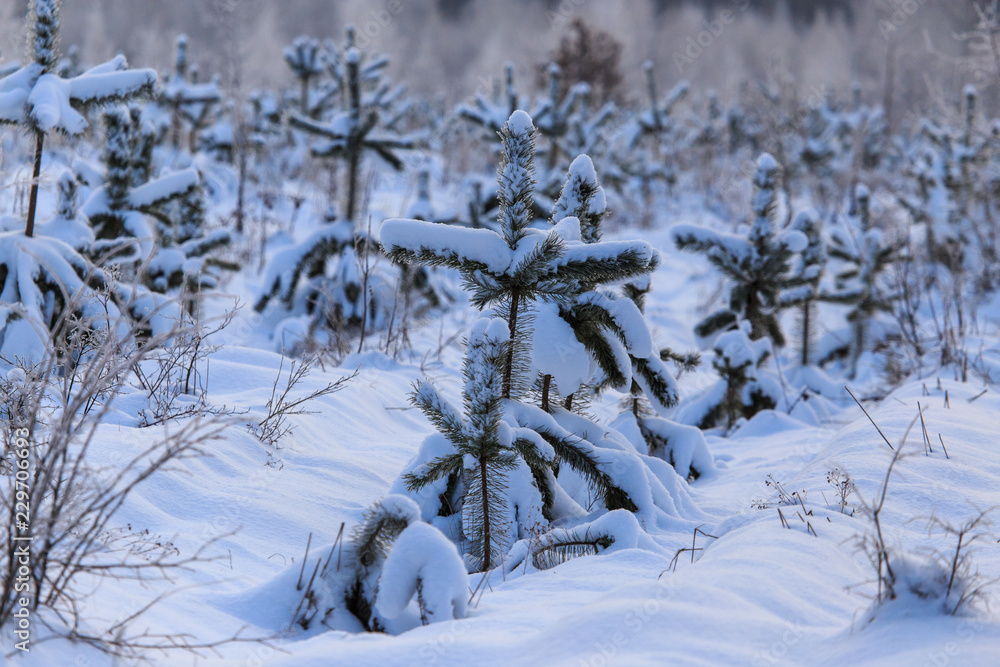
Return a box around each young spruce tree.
[0,0,156,361]
[821,184,905,377]
[672,153,807,347]
[385,112,704,570]
[289,36,419,225]
[382,111,655,400]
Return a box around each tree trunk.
[725,374,738,429]
[300,76,310,117]
[800,300,811,366]
[564,393,573,411]
[541,374,551,412]
[171,104,182,149]
[25,131,44,238]
[850,316,865,380]
[479,457,492,571]
[346,145,360,224]
[502,288,521,399]
[235,132,247,234]
[745,289,759,339]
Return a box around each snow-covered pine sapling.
[284,35,327,117]
[317,31,408,141]
[456,62,519,136]
[613,61,688,215]
[550,153,606,244]
[83,109,200,267]
[532,155,674,419]
[907,87,987,273]
[531,63,591,173]
[624,60,689,152]
[402,318,549,572]
[159,35,221,152]
[293,495,466,633]
[35,170,93,251]
[146,183,234,313]
[822,184,905,377]
[675,324,779,430]
[780,209,826,366]
[399,317,643,571]
[672,153,807,347]
[253,207,358,335]
[374,521,469,626]
[0,0,156,237]
[382,111,656,401]
[561,83,616,165]
[798,102,837,183]
[289,40,420,225]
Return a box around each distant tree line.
[435,0,857,28]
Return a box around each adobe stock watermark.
[547,0,589,30]
[673,0,751,73]
[751,620,807,666]
[878,0,933,41]
[922,617,989,667]
[577,577,678,667]
[11,426,32,653]
[353,0,410,51]
[410,617,471,666]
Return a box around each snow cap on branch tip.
[756,152,779,173]
[568,154,597,184]
[377,494,422,524]
[780,229,808,253]
[791,208,818,228]
[854,183,870,201]
[470,317,510,345]
[551,216,582,242]
[506,109,534,136]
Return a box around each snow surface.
[5,106,999,667]
[11,218,1000,667]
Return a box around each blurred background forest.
[0,0,992,124]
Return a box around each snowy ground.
[16,219,1000,667]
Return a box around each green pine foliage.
[672,152,808,347]
[780,209,826,366]
[284,35,328,117]
[147,183,234,306]
[403,319,526,571]
[290,494,466,633]
[821,184,905,377]
[289,29,420,224]
[679,325,778,430]
[383,111,656,400]
[160,35,223,151]
[534,154,676,417]
[29,0,60,72]
[84,109,200,267]
[0,0,155,237]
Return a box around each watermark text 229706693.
[12,426,32,653]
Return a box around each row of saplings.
[281,108,903,634]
